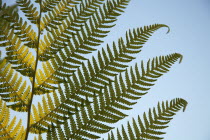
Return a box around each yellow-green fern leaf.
[0,22,35,77]
[29,90,69,133]
[0,59,30,112]
[0,98,25,139]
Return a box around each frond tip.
[110,98,187,140]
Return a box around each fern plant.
[0,0,187,139]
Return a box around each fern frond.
[70,24,169,97]
[0,22,36,77]
[39,0,129,61]
[35,24,167,95]
[0,98,25,139]
[110,98,187,140]
[34,133,43,140]
[0,59,30,112]
[29,24,171,131]
[17,0,39,24]
[0,2,18,25]
[10,16,38,48]
[0,2,37,48]
[30,53,181,137]
[41,0,62,13]
[40,0,79,32]
[29,89,73,133]
[56,53,182,139]
[41,0,81,13]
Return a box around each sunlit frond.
[0,22,35,77]
[0,59,30,112]
[0,98,25,139]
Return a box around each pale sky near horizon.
[1,0,210,139]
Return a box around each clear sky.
[1,0,210,139]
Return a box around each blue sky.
[1,0,210,139]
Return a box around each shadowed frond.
[66,24,170,97]
[109,98,187,140]
[38,0,130,61]
[0,98,25,139]
[0,2,37,48]
[17,0,39,24]
[0,2,18,23]
[0,59,30,112]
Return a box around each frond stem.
[25,0,42,139]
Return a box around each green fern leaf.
[40,0,80,32]
[0,0,187,139]
[31,53,182,138]
[38,0,130,61]
[111,98,187,140]
[27,24,171,130]
[17,0,39,24]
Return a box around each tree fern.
[0,0,187,139]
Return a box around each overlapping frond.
[0,2,37,48]
[0,98,25,139]
[51,53,182,139]
[38,0,130,60]
[109,98,187,140]
[41,0,62,13]
[30,24,169,130]
[29,90,73,133]
[29,53,182,137]
[0,0,187,139]
[0,1,18,22]
[34,24,168,95]
[0,22,35,77]
[41,0,81,13]
[65,24,170,97]
[17,0,39,24]
[0,59,30,112]
[40,0,80,32]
